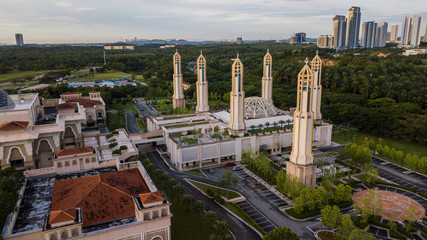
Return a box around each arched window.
[65,161,70,167]
[151,236,163,240]
[60,230,68,239]
[50,233,58,240]
[71,228,79,236]
[72,160,77,165]
[57,162,62,168]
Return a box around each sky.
[0,0,426,44]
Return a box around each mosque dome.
[0,88,14,109]
[244,97,278,119]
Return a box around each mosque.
[146,50,332,186]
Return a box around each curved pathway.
[125,111,140,134]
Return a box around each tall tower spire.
[310,51,322,122]
[172,51,185,110]
[261,50,273,103]
[286,58,316,188]
[196,51,209,113]
[229,54,246,136]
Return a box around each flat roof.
[212,111,293,129]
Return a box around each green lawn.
[332,126,427,158]
[70,70,142,82]
[187,179,241,200]
[222,202,266,235]
[167,122,210,129]
[186,169,206,177]
[0,70,48,86]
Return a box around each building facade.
[316,35,333,49]
[390,24,399,42]
[361,21,377,48]
[15,33,24,46]
[332,15,347,50]
[345,6,361,49]
[376,22,388,47]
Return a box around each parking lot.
[367,226,388,239]
[134,103,158,117]
[251,183,289,208]
[235,200,276,233]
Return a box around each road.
[146,152,262,240]
[125,111,140,134]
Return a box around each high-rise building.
[345,6,361,49]
[261,50,273,103]
[410,15,423,47]
[295,32,306,43]
[332,15,347,50]
[376,22,388,47]
[316,35,333,49]
[237,37,243,44]
[172,51,185,109]
[390,24,399,42]
[195,51,209,113]
[290,35,298,44]
[401,16,412,45]
[15,33,24,46]
[361,21,377,48]
[311,51,322,122]
[423,25,427,42]
[286,58,316,188]
[229,54,246,136]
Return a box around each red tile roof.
[139,191,164,205]
[56,147,94,157]
[50,169,149,226]
[49,209,76,224]
[62,92,80,96]
[0,121,29,131]
[55,102,77,110]
[66,99,102,108]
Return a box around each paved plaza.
[353,190,426,222]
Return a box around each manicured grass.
[317,231,336,240]
[248,126,292,134]
[167,122,210,129]
[187,179,241,199]
[332,126,427,158]
[181,138,199,145]
[186,169,206,177]
[136,117,146,132]
[223,201,266,235]
[286,201,353,219]
[163,114,196,120]
[0,70,47,83]
[70,70,141,82]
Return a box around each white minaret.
[311,51,322,122]
[196,51,209,113]
[172,50,185,110]
[261,49,273,103]
[286,58,316,188]
[229,54,246,136]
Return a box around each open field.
[0,70,47,86]
[69,70,143,82]
[332,126,427,158]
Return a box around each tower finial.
[316,50,319,55]
[305,58,309,65]
[237,53,239,59]
[200,50,203,55]
[267,48,269,53]
[176,49,178,53]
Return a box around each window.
[85,158,89,163]
[91,157,96,162]
[71,228,79,236]
[57,162,62,168]
[144,212,150,220]
[72,160,77,166]
[50,233,58,240]
[65,161,70,167]
[60,230,68,239]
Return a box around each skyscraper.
[361,21,377,48]
[295,32,306,43]
[316,35,333,49]
[286,58,316,188]
[229,54,246,136]
[376,22,388,47]
[410,15,423,47]
[401,16,412,45]
[345,6,361,49]
[423,25,427,42]
[195,51,209,113]
[332,15,347,50]
[172,51,185,110]
[261,50,273,103]
[390,24,399,42]
[15,33,24,46]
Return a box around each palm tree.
[265,122,271,129]
[250,125,256,131]
[286,119,291,128]
[279,120,285,128]
[273,122,278,128]
[258,124,263,130]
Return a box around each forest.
[0,43,426,144]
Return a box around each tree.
[183,194,195,212]
[216,220,229,237]
[145,163,155,174]
[336,214,354,239]
[0,168,25,228]
[205,210,218,227]
[265,122,271,129]
[160,173,170,189]
[263,226,299,240]
[320,205,342,230]
[347,228,377,240]
[152,169,162,181]
[172,184,184,202]
[167,179,178,190]
[192,200,205,218]
[279,120,285,128]
[333,184,352,203]
[314,186,328,209]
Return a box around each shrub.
[109,142,118,148]
[112,130,119,135]
[108,138,116,142]
[214,194,225,204]
[106,133,113,139]
[112,149,121,155]
[206,188,215,197]
[119,145,128,150]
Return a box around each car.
[225,162,236,167]
[232,166,242,171]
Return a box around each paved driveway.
[125,111,140,134]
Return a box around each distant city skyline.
[0,0,426,44]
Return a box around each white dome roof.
[0,89,14,109]
[244,97,278,119]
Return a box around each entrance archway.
[63,126,77,148]
[38,139,54,168]
[8,147,25,168]
[96,111,104,127]
[87,115,95,127]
